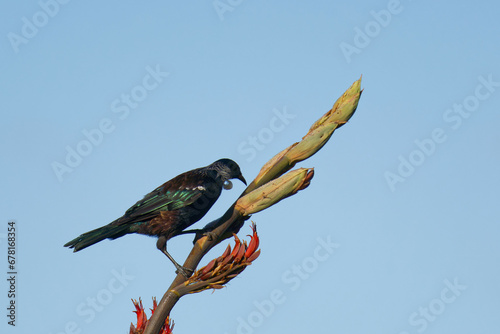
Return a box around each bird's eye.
[223,180,233,190]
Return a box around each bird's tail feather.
[64,223,131,252]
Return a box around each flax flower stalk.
[252,76,362,187]
[235,168,314,216]
[144,76,363,334]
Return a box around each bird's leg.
[156,236,193,278]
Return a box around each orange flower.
[245,223,260,260]
[130,298,174,334]
[183,223,261,293]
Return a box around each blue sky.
[1,1,499,333]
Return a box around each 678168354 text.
[7,220,17,326]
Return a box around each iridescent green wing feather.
[123,187,202,221]
[120,171,213,223]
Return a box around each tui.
[64,158,246,277]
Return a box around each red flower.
[184,223,261,293]
[130,298,174,334]
[245,223,260,260]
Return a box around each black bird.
[64,158,246,276]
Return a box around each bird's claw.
[203,231,218,241]
[175,266,194,278]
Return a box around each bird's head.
[210,158,247,186]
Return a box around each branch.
[143,76,363,334]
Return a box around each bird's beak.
[237,174,247,185]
